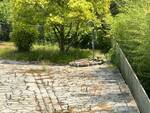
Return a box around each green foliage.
[71,17,112,53]
[69,25,112,53]
[71,32,92,49]
[11,27,38,52]
[10,0,111,52]
[1,0,113,53]
[137,14,150,93]
[0,0,11,22]
[0,0,12,41]
[11,0,47,25]
[110,0,128,16]
[111,0,150,96]
[96,22,112,53]
[0,42,93,64]
[45,0,102,52]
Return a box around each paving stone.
[0,62,140,113]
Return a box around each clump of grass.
[0,42,94,64]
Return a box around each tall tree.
[46,0,99,52]
[11,0,111,52]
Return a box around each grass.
[0,42,103,64]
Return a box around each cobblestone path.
[0,61,140,113]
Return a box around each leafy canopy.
[10,0,111,52]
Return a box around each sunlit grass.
[0,42,103,64]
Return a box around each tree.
[10,0,43,51]
[46,0,97,52]
[11,0,111,52]
[0,0,11,41]
[0,0,11,22]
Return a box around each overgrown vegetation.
[0,0,11,41]
[111,0,150,96]
[11,27,39,52]
[10,0,112,53]
[0,42,94,64]
[0,0,112,53]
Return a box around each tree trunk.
[39,24,45,43]
[65,22,80,52]
[59,39,65,53]
[59,25,65,53]
[53,25,65,53]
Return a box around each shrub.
[71,33,92,49]
[111,0,150,96]
[96,21,112,53]
[11,27,38,52]
[137,14,150,95]
[71,28,112,53]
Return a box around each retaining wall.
[115,43,150,113]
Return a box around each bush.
[96,21,112,53]
[111,0,150,96]
[11,27,38,52]
[71,28,112,53]
[137,14,150,95]
[71,33,92,49]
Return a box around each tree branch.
[54,24,61,35]
[65,21,80,52]
[53,27,60,43]
[65,23,73,39]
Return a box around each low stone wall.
[115,43,150,113]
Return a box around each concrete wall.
[115,43,150,113]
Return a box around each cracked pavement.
[0,61,140,113]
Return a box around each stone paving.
[0,61,140,113]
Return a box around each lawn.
[0,42,103,64]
